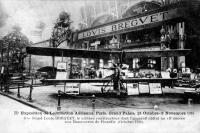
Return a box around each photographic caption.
[14,111,195,124]
[13,110,195,124]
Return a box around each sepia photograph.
[0,0,200,133]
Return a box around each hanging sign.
[149,83,162,94]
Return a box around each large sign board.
[161,71,170,79]
[56,62,68,79]
[78,8,180,40]
[126,83,139,95]
[56,72,68,80]
[138,82,150,94]
[57,62,67,70]
[149,83,163,94]
[65,83,80,95]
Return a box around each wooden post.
[6,43,10,93]
[70,57,73,79]
[1,50,3,91]
[1,49,3,66]
[28,77,33,102]
[0,75,2,91]
[52,38,56,69]
[17,83,20,98]
[57,90,61,111]
[64,82,66,93]
[91,95,96,110]
[29,54,31,74]
[52,55,55,68]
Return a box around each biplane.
[26,46,190,96]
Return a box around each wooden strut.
[61,52,64,62]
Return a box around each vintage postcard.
[0,0,200,133]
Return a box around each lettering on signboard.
[78,9,179,39]
[149,83,162,94]
[65,83,80,95]
[126,83,139,95]
[82,27,106,39]
[138,83,150,94]
[57,62,67,70]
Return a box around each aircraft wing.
[121,78,177,83]
[26,46,191,59]
[41,79,111,84]
[26,46,120,59]
[41,78,177,84]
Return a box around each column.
[99,59,104,68]
[160,26,167,71]
[81,59,86,78]
[167,25,174,69]
[177,22,185,70]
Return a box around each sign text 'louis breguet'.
[78,9,179,39]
